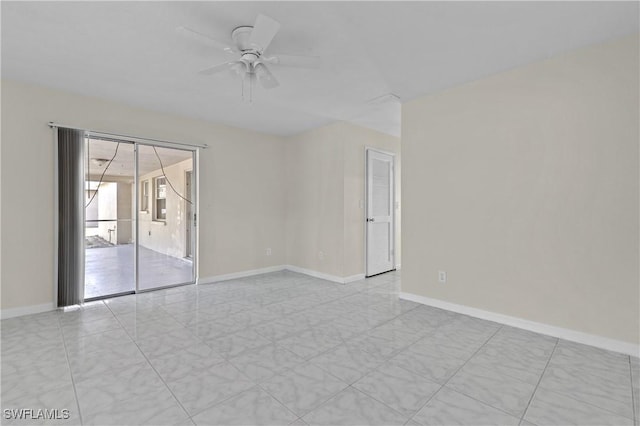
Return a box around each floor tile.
[1,383,80,426]
[538,362,634,419]
[1,336,67,362]
[411,387,520,426]
[524,387,634,426]
[447,363,537,417]
[302,387,408,426]
[135,328,206,359]
[1,357,73,403]
[388,347,466,384]
[75,361,166,414]
[254,318,310,341]
[164,361,254,416]
[409,331,484,362]
[229,343,306,382]
[261,363,348,416]
[124,317,189,341]
[61,315,123,338]
[277,329,344,360]
[631,357,639,390]
[68,340,147,382]
[353,362,440,416]
[551,340,631,376]
[191,386,297,425]
[81,386,189,425]
[205,329,273,358]
[465,343,550,385]
[147,346,226,383]
[310,343,386,384]
[64,328,133,358]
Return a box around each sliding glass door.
[136,144,195,291]
[84,138,136,299]
[84,137,196,299]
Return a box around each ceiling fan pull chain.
[249,72,254,104]
[241,74,245,102]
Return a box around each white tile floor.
[1,270,638,426]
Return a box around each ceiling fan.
[177,14,320,95]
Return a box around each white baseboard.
[395,264,401,270]
[0,303,56,320]
[344,273,366,283]
[201,264,366,285]
[199,265,287,284]
[399,292,639,357]
[284,265,348,284]
[200,265,367,285]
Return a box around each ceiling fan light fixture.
[230,61,247,76]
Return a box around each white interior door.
[366,149,395,276]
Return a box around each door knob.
[367,218,375,222]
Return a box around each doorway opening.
[365,148,396,277]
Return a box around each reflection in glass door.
[136,145,195,291]
[84,138,136,299]
[84,137,196,299]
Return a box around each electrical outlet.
[438,271,447,283]
[266,248,272,256]
[318,251,324,260]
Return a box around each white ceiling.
[2,2,638,137]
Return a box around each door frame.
[185,170,193,259]
[364,147,396,277]
[134,145,198,293]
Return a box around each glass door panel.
[136,144,195,291]
[84,138,136,299]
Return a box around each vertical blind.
[57,127,85,307]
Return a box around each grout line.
[519,338,559,423]
[349,382,422,422]
[629,356,637,423]
[254,381,309,422]
[59,303,97,426]
[404,324,505,424]
[521,343,638,423]
[105,300,192,422]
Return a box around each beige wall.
[0,79,286,310]
[138,158,192,258]
[285,124,345,277]
[95,181,132,246]
[96,182,117,244]
[285,121,401,278]
[115,182,133,245]
[402,35,639,344]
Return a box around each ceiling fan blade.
[254,63,279,89]
[248,14,281,51]
[176,26,236,53]
[263,54,321,68]
[198,62,236,75]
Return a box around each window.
[140,180,149,212]
[154,177,167,221]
